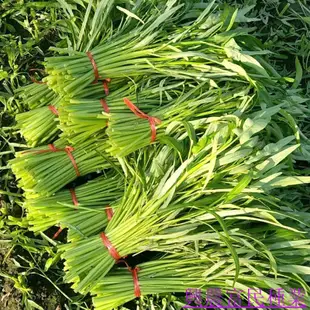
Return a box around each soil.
[0,243,23,310]
[0,242,63,310]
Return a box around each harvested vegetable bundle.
[25,173,124,241]
[60,105,309,294]
[16,95,62,147]
[16,79,114,147]
[93,254,231,310]
[90,186,310,310]
[14,0,126,146]
[106,82,254,156]
[60,150,212,292]
[58,79,128,144]
[10,137,112,199]
[14,0,135,146]
[92,241,310,310]
[6,3,310,310]
[45,2,242,98]
[15,82,56,109]
[43,2,181,96]
[59,78,186,145]
[16,78,122,147]
[107,71,309,157]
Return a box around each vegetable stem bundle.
[44,3,246,98]
[15,82,57,109]
[8,2,310,310]
[25,174,124,241]
[92,240,310,310]
[10,138,112,199]
[106,83,254,157]
[93,255,228,310]
[16,101,61,147]
[59,78,185,145]
[60,106,309,294]
[60,182,160,293]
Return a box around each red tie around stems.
[103,78,111,96]
[22,144,80,177]
[53,227,63,239]
[105,205,114,221]
[100,80,111,126]
[123,98,161,142]
[86,51,100,84]
[69,188,79,207]
[48,105,59,116]
[54,195,113,240]
[100,99,110,113]
[29,68,47,84]
[64,146,80,177]
[53,187,79,239]
[131,267,141,297]
[117,259,141,297]
[100,232,121,261]
[53,180,79,241]
[86,51,111,91]
[48,144,57,151]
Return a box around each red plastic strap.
[29,68,47,84]
[103,78,111,96]
[100,99,110,113]
[86,51,100,84]
[100,232,121,261]
[131,267,141,297]
[53,227,63,239]
[123,98,161,142]
[116,260,141,297]
[48,105,59,116]
[22,144,80,177]
[69,188,79,206]
[100,79,111,117]
[53,188,78,240]
[105,205,114,221]
[48,144,57,151]
[64,146,80,177]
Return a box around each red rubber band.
[86,51,100,84]
[29,68,47,84]
[103,78,111,96]
[48,105,59,116]
[53,187,78,240]
[53,227,63,239]
[100,232,121,261]
[48,144,57,151]
[117,260,141,298]
[64,146,80,177]
[69,188,79,206]
[100,99,110,113]
[22,144,80,177]
[123,98,161,142]
[105,205,113,221]
[131,267,141,297]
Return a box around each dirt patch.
[0,243,22,310]
[27,274,62,310]
[0,241,64,310]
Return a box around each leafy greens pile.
[9,1,310,309]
